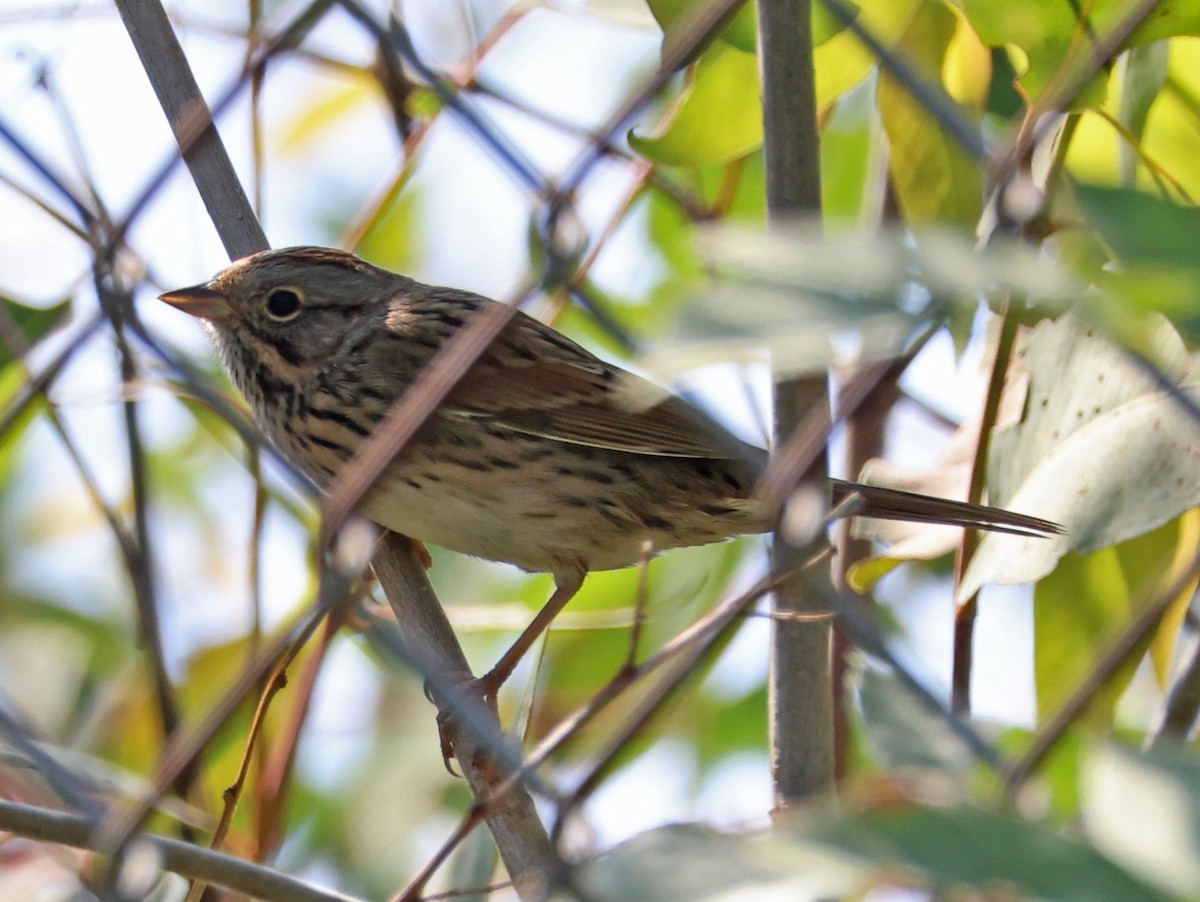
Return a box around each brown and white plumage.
[161,246,1061,590]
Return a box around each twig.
[183,606,325,902]
[0,701,103,818]
[1005,544,1200,793]
[0,113,97,229]
[252,612,342,860]
[951,302,1019,714]
[94,565,359,857]
[1148,628,1200,746]
[0,798,363,902]
[95,270,193,815]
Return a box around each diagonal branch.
[112,0,556,892]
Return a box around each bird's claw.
[425,672,501,777]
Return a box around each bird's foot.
[425,671,501,776]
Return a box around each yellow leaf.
[943,7,991,111]
[1149,508,1200,684]
[815,0,923,110]
[278,70,378,154]
[877,2,982,226]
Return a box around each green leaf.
[278,70,378,152]
[1126,3,1200,46]
[706,149,768,219]
[1032,518,1193,726]
[820,79,880,221]
[815,0,923,109]
[646,0,759,69]
[630,43,763,166]
[877,1,982,226]
[354,186,420,275]
[943,6,992,110]
[961,0,1200,107]
[1077,182,1200,270]
[693,684,767,766]
[1118,43,1170,184]
[844,555,902,592]
[1064,41,1200,200]
[961,0,1102,106]
[811,805,1172,902]
[0,295,70,368]
[985,45,1024,117]
[1084,742,1200,898]
[646,0,856,67]
[578,824,867,900]
[857,665,977,777]
[812,1,857,48]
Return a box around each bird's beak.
[158,284,231,321]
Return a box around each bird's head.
[159,246,402,373]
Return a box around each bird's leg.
[476,571,585,705]
[431,572,583,772]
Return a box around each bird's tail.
[829,479,1063,538]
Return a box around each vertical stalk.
[757,0,832,804]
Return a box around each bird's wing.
[439,304,760,461]
[371,288,763,462]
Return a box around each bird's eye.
[265,288,303,321]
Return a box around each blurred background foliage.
[1,0,1200,899]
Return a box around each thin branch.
[112,0,272,258]
[95,566,359,857]
[184,612,310,902]
[0,113,97,230]
[36,63,113,232]
[0,166,90,241]
[951,302,1019,714]
[253,611,344,860]
[369,535,557,897]
[1148,627,1200,747]
[0,798,364,902]
[393,568,786,902]
[0,701,103,818]
[1005,544,1200,794]
[95,271,191,812]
